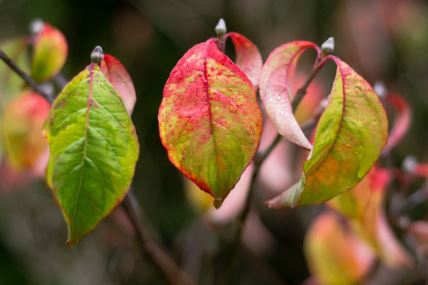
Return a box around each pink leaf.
[259,41,319,150]
[100,54,136,114]
[225,32,263,89]
[383,93,411,154]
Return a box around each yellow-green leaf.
[268,56,388,208]
[46,64,139,245]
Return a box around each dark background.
[0,0,427,284]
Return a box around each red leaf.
[383,93,411,154]
[225,32,263,89]
[100,54,136,114]
[260,41,320,150]
[158,39,262,207]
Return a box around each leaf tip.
[213,197,224,209]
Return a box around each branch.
[0,49,53,103]
[122,192,196,285]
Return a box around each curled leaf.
[260,41,319,150]
[158,39,262,207]
[2,91,50,170]
[225,32,263,89]
[100,54,136,114]
[31,23,68,82]
[383,93,411,154]
[305,212,374,285]
[46,63,139,245]
[268,56,388,208]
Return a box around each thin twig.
[292,59,324,111]
[122,193,196,285]
[0,48,53,103]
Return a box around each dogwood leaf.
[259,41,319,149]
[159,39,262,207]
[225,32,262,89]
[46,63,139,245]
[267,56,388,207]
[100,54,136,114]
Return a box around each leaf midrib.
[70,65,95,233]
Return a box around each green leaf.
[46,64,139,245]
[158,39,262,207]
[267,56,388,208]
[31,23,68,82]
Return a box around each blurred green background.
[0,0,428,284]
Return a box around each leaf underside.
[260,41,319,150]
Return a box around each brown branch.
[122,193,196,285]
[0,48,53,103]
[291,59,325,111]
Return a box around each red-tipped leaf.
[31,23,68,82]
[100,54,136,114]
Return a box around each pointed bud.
[215,18,227,36]
[373,81,387,98]
[91,46,104,64]
[30,18,45,35]
[402,155,418,173]
[321,37,334,54]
